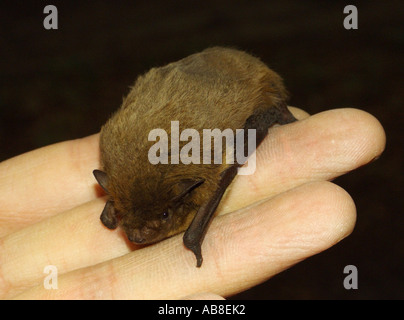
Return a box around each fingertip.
[314,181,357,244]
[347,108,386,162]
[338,108,386,166]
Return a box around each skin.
[0,107,385,299]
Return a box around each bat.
[93,47,297,267]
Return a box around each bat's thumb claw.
[183,232,203,267]
[196,254,203,268]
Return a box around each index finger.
[0,107,307,236]
[0,134,100,236]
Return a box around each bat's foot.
[183,232,203,267]
[100,200,118,229]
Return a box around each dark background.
[1,0,403,299]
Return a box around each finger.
[0,105,364,233]
[219,108,386,213]
[13,181,356,299]
[0,106,308,237]
[0,134,100,236]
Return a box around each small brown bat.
[93,47,296,267]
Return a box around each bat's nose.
[127,223,160,244]
[134,235,146,244]
[128,229,146,244]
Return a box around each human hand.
[0,107,385,299]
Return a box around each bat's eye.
[162,211,169,220]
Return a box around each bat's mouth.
[126,223,163,245]
[128,231,147,244]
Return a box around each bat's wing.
[183,165,238,267]
[183,104,296,267]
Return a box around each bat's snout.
[127,224,161,245]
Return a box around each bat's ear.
[171,178,205,203]
[93,169,109,193]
